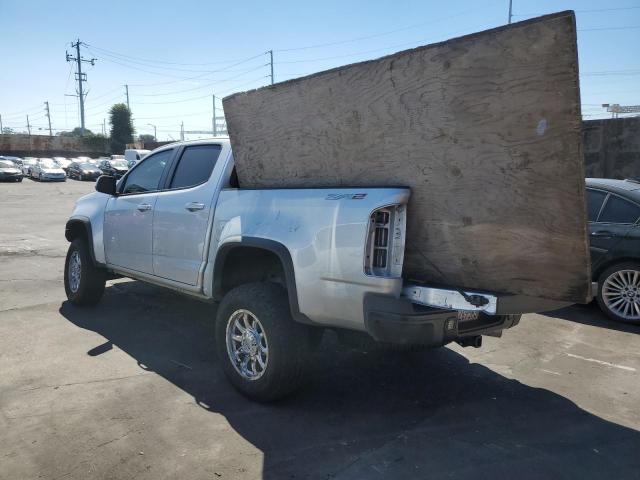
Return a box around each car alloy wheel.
[601,269,640,321]
[226,309,269,381]
[68,250,82,293]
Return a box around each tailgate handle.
[185,202,205,212]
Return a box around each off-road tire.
[215,282,311,402]
[64,238,106,306]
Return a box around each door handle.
[591,231,613,237]
[136,203,152,212]
[185,202,206,212]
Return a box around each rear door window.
[169,145,222,189]
[598,195,640,224]
[586,189,607,222]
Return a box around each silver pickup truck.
[64,138,554,401]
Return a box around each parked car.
[124,148,150,167]
[21,157,38,176]
[587,178,640,323]
[0,159,23,182]
[0,156,24,168]
[98,158,129,178]
[53,157,72,172]
[67,161,102,181]
[30,158,66,182]
[76,157,101,167]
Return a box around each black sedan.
[67,161,102,181]
[98,159,129,178]
[587,178,640,323]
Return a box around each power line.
[85,47,268,86]
[84,42,262,67]
[85,47,243,74]
[579,25,640,32]
[133,70,269,105]
[582,69,640,76]
[273,0,500,52]
[273,21,504,66]
[132,64,269,97]
[1,104,47,118]
[514,6,640,17]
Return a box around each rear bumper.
[80,172,101,179]
[363,293,521,346]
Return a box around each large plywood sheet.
[223,12,591,303]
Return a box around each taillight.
[364,204,406,277]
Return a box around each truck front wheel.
[215,282,311,402]
[64,238,106,306]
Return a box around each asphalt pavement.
[1,178,639,480]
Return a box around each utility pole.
[508,0,513,24]
[26,115,31,136]
[66,39,96,136]
[102,118,106,136]
[147,123,157,140]
[44,101,53,136]
[268,50,274,84]
[180,121,184,141]
[0,114,3,133]
[125,84,130,110]
[212,94,217,136]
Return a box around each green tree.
[109,103,134,154]
[58,127,94,137]
[138,134,155,143]
[82,133,109,152]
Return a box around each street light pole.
[147,123,157,141]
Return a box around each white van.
[124,149,150,167]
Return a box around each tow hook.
[457,336,482,348]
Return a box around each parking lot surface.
[1,179,640,479]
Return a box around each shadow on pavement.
[547,302,640,335]
[60,281,640,479]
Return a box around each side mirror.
[95,175,117,195]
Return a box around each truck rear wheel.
[64,238,106,306]
[215,282,310,402]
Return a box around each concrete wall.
[583,117,640,179]
[0,134,108,158]
[2,120,638,179]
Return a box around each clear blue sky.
[1,0,638,140]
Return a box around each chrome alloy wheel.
[602,269,640,320]
[226,309,269,381]
[68,250,82,293]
